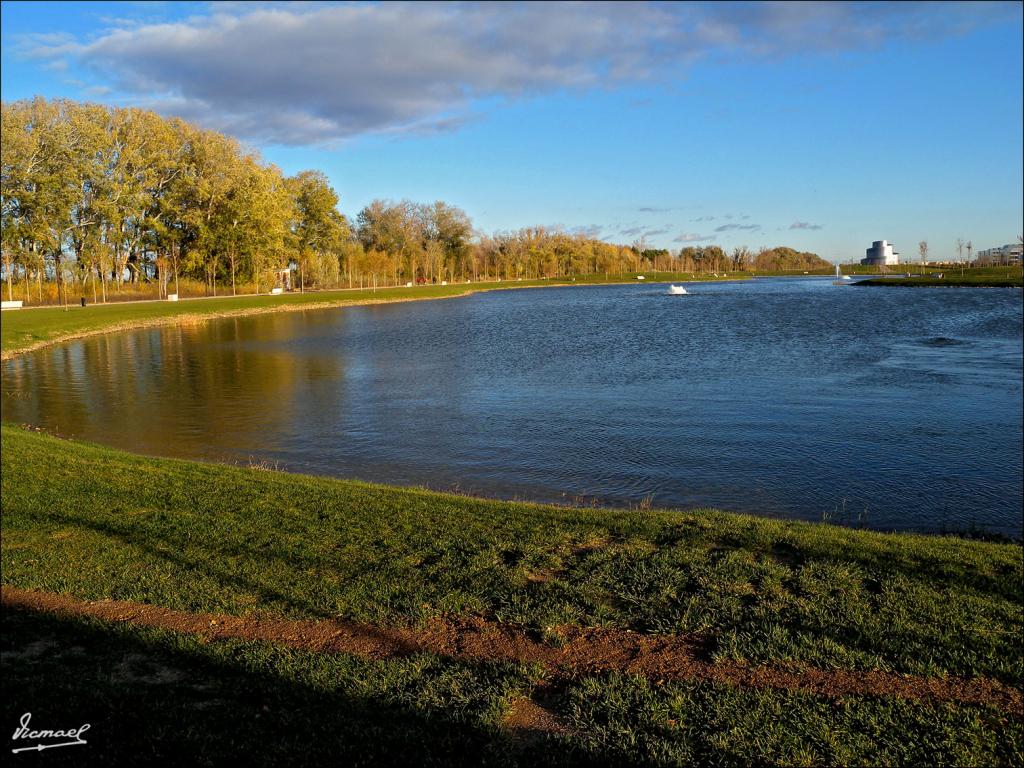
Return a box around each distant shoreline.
[856,277,1023,288]
[0,273,746,361]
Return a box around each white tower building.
[861,240,900,266]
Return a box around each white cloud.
[715,223,760,232]
[674,232,715,243]
[19,1,1019,145]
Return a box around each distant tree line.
[672,245,831,273]
[1,97,831,305]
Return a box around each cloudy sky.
[2,1,1021,261]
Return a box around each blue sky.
[2,1,1021,262]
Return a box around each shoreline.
[0,275,740,361]
[3,423,1020,680]
[0,290,477,361]
[857,282,1023,288]
[856,278,1023,288]
[4,420,1019,543]
[2,272,1018,543]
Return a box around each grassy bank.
[856,266,1023,288]
[3,271,1021,764]
[0,272,737,360]
[857,276,1023,288]
[751,265,1024,284]
[2,425,1021,764]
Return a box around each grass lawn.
[856,266,1023,288]
[2,426,1022,765]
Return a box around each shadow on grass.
[1,606,597,767]
[23,509,346,620]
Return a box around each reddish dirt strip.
[3,586,1020,715]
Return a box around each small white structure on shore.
[861,240,900,266]
[273,267,293,291]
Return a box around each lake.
[3,278,1022,536]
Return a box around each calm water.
[3,278,1022,536]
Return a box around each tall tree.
[424,201,471,282]
[730,246,750,271]
[357,200,421,285]
[29,98,89,308]
[287,170,348,291]
[0,100,37,300]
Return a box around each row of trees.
[1,97,835,306]
[0,98,353,304]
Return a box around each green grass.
[7,606,1020,766]
[856,266,1023,288]
[564,672,1023,766]
[0,272,742,358]
[3,426,1021,686]
[750,265,1024,285]
[2,606,537,766]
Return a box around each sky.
[1,1,1021,262]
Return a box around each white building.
[975,243,1023,265]
[861,240,900,266]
